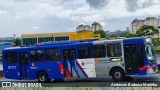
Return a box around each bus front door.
[19,52,29,79]
[124,45,143,74]
[63,49,77,78]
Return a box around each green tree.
[136,25,159,36]
[13,38,21,46]
[94,29,107,38]
[136,25,159,49]
[120,33,137,38]
[152,38,160,49]
[110,34,116,38]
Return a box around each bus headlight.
[147,68,154,74]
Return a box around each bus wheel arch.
[36,70,51,83]
[109,66,125,81]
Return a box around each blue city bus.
[2,37,158,82]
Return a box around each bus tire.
[111,68,124,82]
[37,71,50,83]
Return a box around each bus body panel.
[76,58,96,78]
[75,43,94,78]
[123,37,158,75]
[28,61,64,79]
[93,39,125,77]
[2,37,158,81]
[62,48,78,78]
[2,50,21,79]
[18,51,30,79]
[28,46,64,80]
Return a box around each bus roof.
[123,37,150,44]
[93,36,150,44]
[3,37,150,52]
[3,40,94,51]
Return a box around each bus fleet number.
[8,66,16,69]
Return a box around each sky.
[0,0,160,37]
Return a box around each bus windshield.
[145,44,155,61]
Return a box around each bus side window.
[78,46,90,59]
[64,50,69,60]
[45,48,61,61]
[5,52,17,63]
[30,50,45,62]
[46,48,54,60]
[107,44,122,57]
[54,49,61,60]
[30,51,36,62]
[93,45,106,58]
[36,50,45,61]
[20,53,28,65]
[70,50,76,59]
[24,53,28,64]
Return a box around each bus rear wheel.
[111,68,124,82]
[37,71,50,83]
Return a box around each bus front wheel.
[111,68,124,82]
[37,71,50,83]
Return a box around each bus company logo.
[2,82,11,87]
[81,62,85,66]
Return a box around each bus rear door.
[19,52,29,79]
[62,48,77,78]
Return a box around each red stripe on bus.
[59,62,71,77]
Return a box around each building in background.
[21,31,100,46]
[76,22,102,31]
[21,22,102,46]
[92,22,102,31]
[107,29,130,37]
[77,25,92,31]
[130,17,159,34]
[126,27,130,32]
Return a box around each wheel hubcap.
[39,74,46,82]
[115,72,121,78]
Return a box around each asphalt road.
[0,74,160,82]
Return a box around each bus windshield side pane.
[5,52,18,63]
